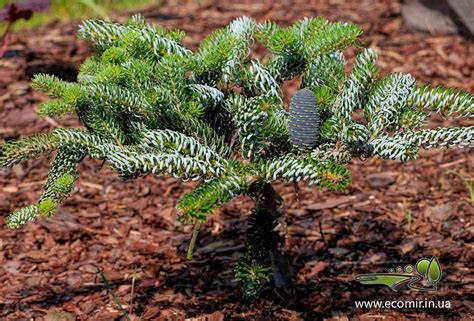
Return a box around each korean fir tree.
[1,15,473,299]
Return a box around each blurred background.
[0,0,154,29]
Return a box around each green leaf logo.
[427,256,442,284]
[356,256,443,292]
[415,258,430,277]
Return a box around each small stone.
[427,203,452,221]
[366,173,396,188]
[328,247,349,257]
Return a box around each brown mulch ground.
[1,0,473,320]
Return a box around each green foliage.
[38,199,57,217]
[39,148,81,206]
[177,174,250,221]
[31,74,69,98]
[235,260,272,300]
[304,20,363,58]
[228,93,287,159]
[397,126,474,149]
[78,16,187,57]
[1,15,472,233]
[6,205,40,229]
[0,133,58,167]
[37,99,75,117]
[192,17,256,85]
[366,73,416,137]
[408,85,473,117]
[302,51,346,94]
[335,48,379,124]
[260,155,350,190]
[370,136,419,161]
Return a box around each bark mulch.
[0,0,473,320]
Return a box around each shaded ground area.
[0,0,473,319]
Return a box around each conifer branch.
[7,205,40,228]
[370,136,419,161]
[303,51,346,92]
[138,129,229,165]
[39,148,82,207]
[334,48,378,125]
[408,85,473,117]
[31,74,71,98]
[0,133,59,168]
[37,100,75,118]
[158,110,231,158]
[397,126,474,149]
[261,155,350,190]
[177,174,251,221]
[78,17,190,58]
[366,73,416,137]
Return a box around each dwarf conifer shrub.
[1,15,473,299]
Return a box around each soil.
[0,0,473,320]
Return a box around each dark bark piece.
[269,250,292,291]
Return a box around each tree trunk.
[256,183,293,296]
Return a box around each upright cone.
[289,88,320,149]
